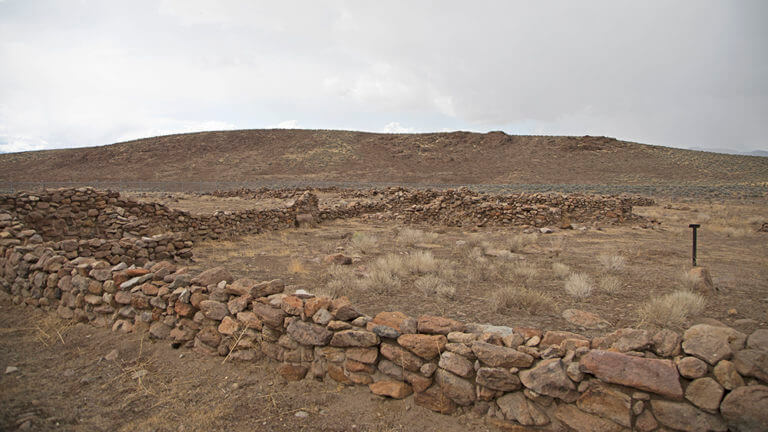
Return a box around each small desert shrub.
[350,232,378,254]
[492,285,553,314]
[361,268,401,294]
[397,228,438,246]
[435,260,458,282]
[287,258,307,274]
[564,273,594,299]
[373,254,407,277]
[465,258,495,283]
[404,250,439,274]
[511,262,540,281]
[320,265,360,298]
[598,254,626,274]
[638,290,706,328]
[679,269,702,291]
[504,233,537,252]
[551,262,571,279]
[415,275,455,299]
[599,275,622,293]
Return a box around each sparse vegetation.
[638,290,706,328]
[350,232,378,254]
[679,269,702,291]
[415,275,455,299]
[504,233,537,252]
[492,285,553,314]
[397,228,438,246]
[404,250,439,274]
[599,275,622,293]
[598,253,626,274]
[564,273,594,298]
[361,267,401,294]
[320,265,360,298]
[551,262,570,279]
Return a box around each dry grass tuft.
[397,228,438,246]
[564,273,594,298]
[504,233,537,252]
[319,265,360,298]
[638,290,706,328]
[415,275,455,299]
[361,267,401,294]
[373,254,407,277]
[599,275,622,293]
[286,258,307,274]
[551,262,571,279]
[404,250,439,274]
[492,285,553,314]
[679,269,702,291]
[598,254,626,274]
[510,261,540,281]
[350,232,379,254]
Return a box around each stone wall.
[1,240,765,430]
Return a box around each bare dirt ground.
[0,301,491,432]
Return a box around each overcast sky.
[0,1,766,153]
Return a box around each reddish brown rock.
[371,311,417,334]
[227,295,250,315]
[217,316,240,335]
[130,292,150,309]
[380,342,424,372]
[685,377,723,413]
[496,391,549,426]
[576,383,631,427]
[329,296,361,321]
[252,302,286,328]
[191,267,233,286]
[287,320,333,346]
[344,359,375,374]
[330,330,379,348]
[519,358,579,403]
[175,301,197,318]
[226,278,258,296]
[591,328,651,352]
[471,341,534,368]
[652,328,682,357]
[562,309,610,330]
[346,347,378,364]
[414,385,457,414]
[278,363,308,381]
[434,369,475,406]
[281,295,303,316]
[677,356,708,379]
[650,400,726,432]
[713,359,744,390]
[682,324,746,365]
[733,349,768,382]
[327,363,353,385]
[438,351,474,378]
[554,404,623,432]
[476,367,521,391]
[323,253,352,265]
[579,350,683,399]
[540,330,587,347]
[369,380,413,399]
[236,311,262,330]
[397,334,446,359]
[417,315,465,335]
[199,300,228,321]
[720,385,768,432]
[303,296,331,319]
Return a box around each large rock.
[471,341,534,368]
[677,356,708,379]
[417,315,464,334]
[592,328,651,352]
[496,392,549,426]
[653,328,682,357]
[650,400,726,432]
[713,359,745,390]
[682,324,746,365]
[540,330,587,347]
[562,309,610,330]
[414,385,457,414]
[191,267,233,286]
[554,404,623,432]
[434,369,475,406]
[685,377,723,413]
[287,320,332,346]
[251,302,286,328]
[346,347,378,364]
[733,349,768,382]
[720,385,768,432]
[519,358,579,402]
[687,266,716,295]
[370,311,417,334]
[576,383,631,427]
[747,329,768,352]
[330,330,379,347]
[438,351,474,378]
[476,367,521,391]
[379,342,423,371]
[397,334,446,359]
[369,380,413,399]
[199,300,228,321]
[579,350,683,399]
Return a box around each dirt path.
[0,298,490,432]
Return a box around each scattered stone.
[5,366,19,374]
[579,350,683,399]
[720,385,768,432]
[149,321,172,339]
[650,399,726,432]
[687,266,716,296]
[562,309,610,329]
[294,411,309,418]
[105,349,119,361]
[369,380,413,399]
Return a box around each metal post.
[689,224,700,267]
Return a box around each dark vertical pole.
[689,224,700,267]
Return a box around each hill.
[0,129,766,188]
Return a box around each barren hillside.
[1,129,766,187]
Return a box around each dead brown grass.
[491,285,553,315]
[638,290,706,329]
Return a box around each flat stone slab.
[579,350,683,399]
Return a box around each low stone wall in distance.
[1,244,765,431]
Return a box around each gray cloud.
[0,0,765,153]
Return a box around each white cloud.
[382,122,413,133]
